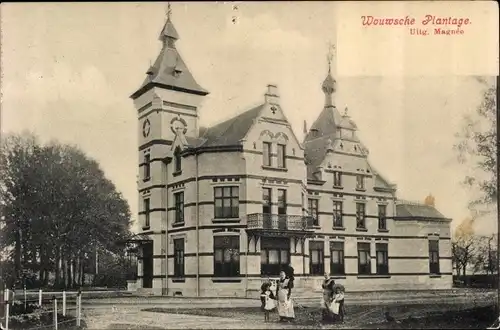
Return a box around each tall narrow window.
[333,171,342,187]
[309,241,324,275]
[262,188,272,229]
[308,199,319,226]
[143,153,151,181]
[143,198,150,228]
[214,236,240,277]
[357,242,371,275]
[278,190,287,215]
[174,147,182,173]
[333,201,343,228]
[277,144,286,168]
[262,188,272,214]
[173,238,185,277]
[330,242,345,275]
[174,192,184,223]
[356,203,366,229]
[263,142,272,167]
[356,175,365,190]
[214,186,239,218]
[277,189,287,230]
[429,240,440,274]
[376,243,389,274]
[378,205,387,230]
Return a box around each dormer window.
[173,67,183,77]
[174,147,182,173]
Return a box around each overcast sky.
[2,2,498,234]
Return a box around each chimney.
[424,194,435,207]
[303,120,308,135]
[265,84,279,105]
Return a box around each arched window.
[174,147,182,172]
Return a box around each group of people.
[321,273,346,323]
[260,269,345,324]
[260,269,296,323]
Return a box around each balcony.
[245,213,315,237]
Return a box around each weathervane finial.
[166,2,172,20]
[327,42,336,73]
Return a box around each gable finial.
[344,106,348,116]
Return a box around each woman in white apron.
[276,270,295,322]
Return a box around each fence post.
[76,289,82,327]
[23,285,27,312]
[5,289,9,330]
[62,291,66,316]
[53,296,58,330]
[39,289,42,306]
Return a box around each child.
[331,287,345,323]
[260,282,276,322]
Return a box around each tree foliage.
[452,216,497,276]
[455,83,497,209]
[0,132,132,289]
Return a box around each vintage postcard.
[1,1,498,329]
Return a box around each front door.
[260,237,290,276]
[142,242,153,288]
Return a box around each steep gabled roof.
[304,107,337,142]
[304,133,335,169]
[200,104,264,147]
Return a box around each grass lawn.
[143,304,496,329]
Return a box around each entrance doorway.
[260,237,290,276]
[142,242,153,288]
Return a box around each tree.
[452,217,482,276]
[455,83,497,209]
[0,132,132,289]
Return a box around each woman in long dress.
[321,274,336,322]
[276,270,295,322]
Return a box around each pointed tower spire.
[159,2,179,48]
[322,42,336,108]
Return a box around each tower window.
[174,147,182,173]
[174,192,184,224]
[143,153,151,181]
[143,198,150,229]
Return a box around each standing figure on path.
[321,274,336,322]
[276,270,295,322]
[260,282,276,322]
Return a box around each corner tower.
[131,4,208,294]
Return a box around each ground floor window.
[261,237,290,276]
[173,238,185,277]
[309,241,324,275]
[357,242,371,275]
[330,241,345,275]
[214,236,240,277]
[429,239,440,274]
[376,243,389,274]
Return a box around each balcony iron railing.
[246,213,314,231]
